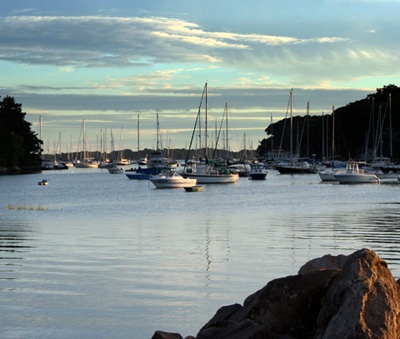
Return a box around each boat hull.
[184,173,239,184]
[125,167,161,180]
[249,173,267,180]
[276,165,318,174]
[150,176,197,189]
[334,174,380,184]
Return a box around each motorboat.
[38,179,49,185]
[333,163,380,184]
[319,170,338,182]
[249,163,267,180]
[150,171,197,189]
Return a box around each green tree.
[0,96,42,170]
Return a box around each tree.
[0,96,43,170]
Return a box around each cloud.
[0,15,348,70]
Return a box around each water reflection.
[0,218,33,283]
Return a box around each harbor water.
[1,168,400,338]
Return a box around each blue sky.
[1,0,399,153]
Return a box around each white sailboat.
[75,119,99,168]
[116,127,130,165]
[183,83,239,184]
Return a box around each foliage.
[258,84,400,162]
[0,96,43,169]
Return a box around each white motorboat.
[150,172,197,189]
[249,163,267,180]
[333,163,380,184]
[319,170,337,182]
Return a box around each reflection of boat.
[249,163,267,180]
[334,162,380,184]
[150,171,197,189]
[125,167,161,180]
[184,185,205,192]
[38,179,48,185]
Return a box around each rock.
[315,248,400,339]
[154,249,400,339]
[298,254,348,275]
[151,330,183,339]
[197,269,339,338]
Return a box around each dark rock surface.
[153,249,400,339]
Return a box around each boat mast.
[137,114,140,154]
[332,106,335,162]
[83,119,87,159]
[205,82,208,159]
[270,113,273,154]
[306,102,310,158]
[389,93,392,159]
[225,101,229,158]
[156,111,160,151]
[289,89,293,163]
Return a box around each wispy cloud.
[0,15,348,70]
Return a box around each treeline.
[258,84,400,162]
[0,96,42,173]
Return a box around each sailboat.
[75,119,99,168]
[182,83,239,184]
[116,127,130,165]
[275,90,318,174]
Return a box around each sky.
[1,0,399,154]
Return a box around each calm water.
[1,167,400,338]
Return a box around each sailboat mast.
[306,102,310,158]
[39,115,42,141]
[205,83,208,159]
[270,113,273,153]
[83,119,87,159]
[156,111,160,151]
[332,106,335,162]
[289,89,293,163]
[389,93,392,158]
[225,101,229,158]
[137,114,140,154]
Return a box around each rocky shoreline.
[153,249,400,339]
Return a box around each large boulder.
[315,249,400,339]
[153,249,400,339]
